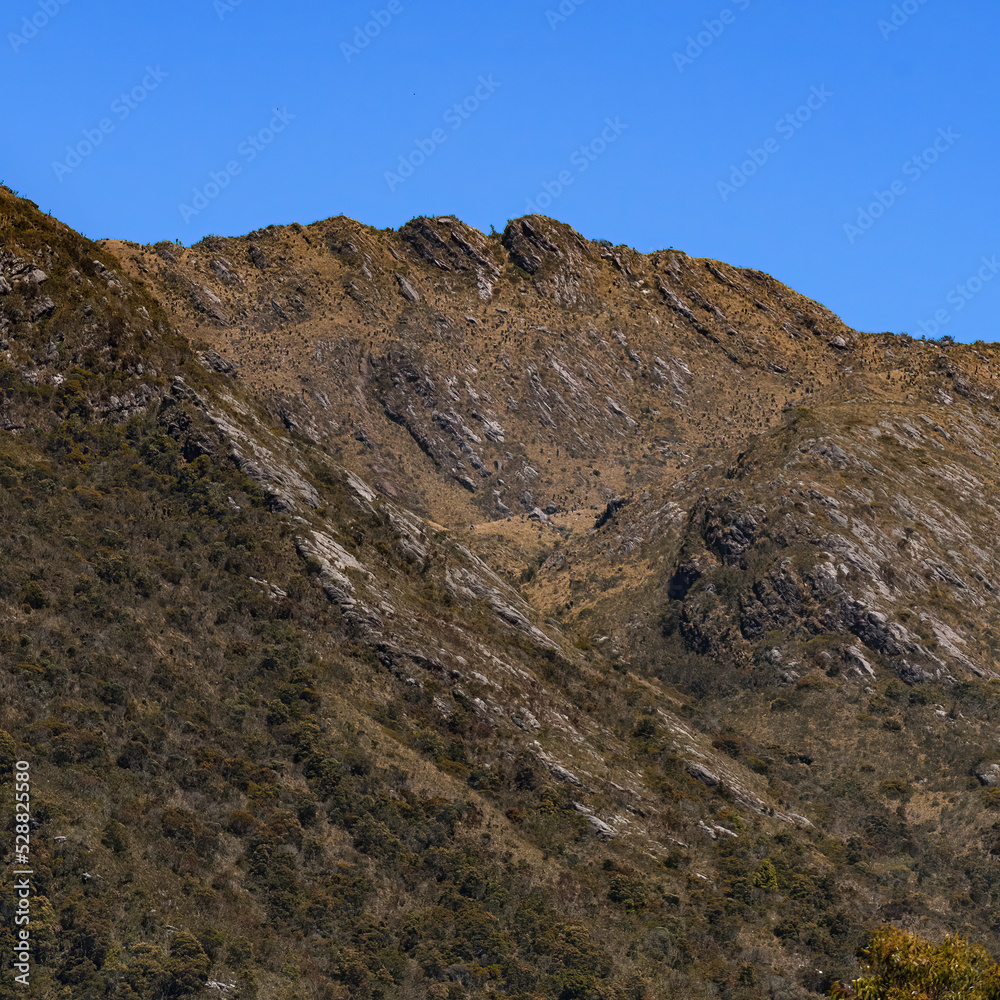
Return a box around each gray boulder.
[395,273,420,302]
[687,762,721,787]
[29,296,55,320]
[248,244,268,269]
[975,763,1000,787]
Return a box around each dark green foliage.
[101,818,129,854]
[165,932,210,998]
[21,580,48,609]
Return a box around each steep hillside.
[2,187,1000,1000]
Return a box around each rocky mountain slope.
[2,185,1000,1000]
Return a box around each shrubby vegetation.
[832,926,1000,1000]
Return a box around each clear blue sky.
[3,0,999,342]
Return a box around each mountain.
[2,185,1000,1000]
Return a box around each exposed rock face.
[191,283,229,325]
[687,762,721,787]
[394,272,420,302]
[29,295,55,320]
[210,258,241,285]
[572,803,617,839]
[502,216,602,306]
[400,216,501,299]
[201,349,237,375]
[248,244,268,269]
[977,763,1000,787]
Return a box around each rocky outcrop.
[399,216,501,299]
[976,763,1000,788]
[501,216,602,306]
[394,272,420,302]
[190,283,229,325]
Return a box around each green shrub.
[21,580,48,609]
[752,859,778,891]
[101,819,129,854]
[165,931,210,998]
[608,872,648,912]
[831,926,1000,1000]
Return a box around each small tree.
[832,926,1000,1000]
[752,859,778,891]
[165,931,210,998]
